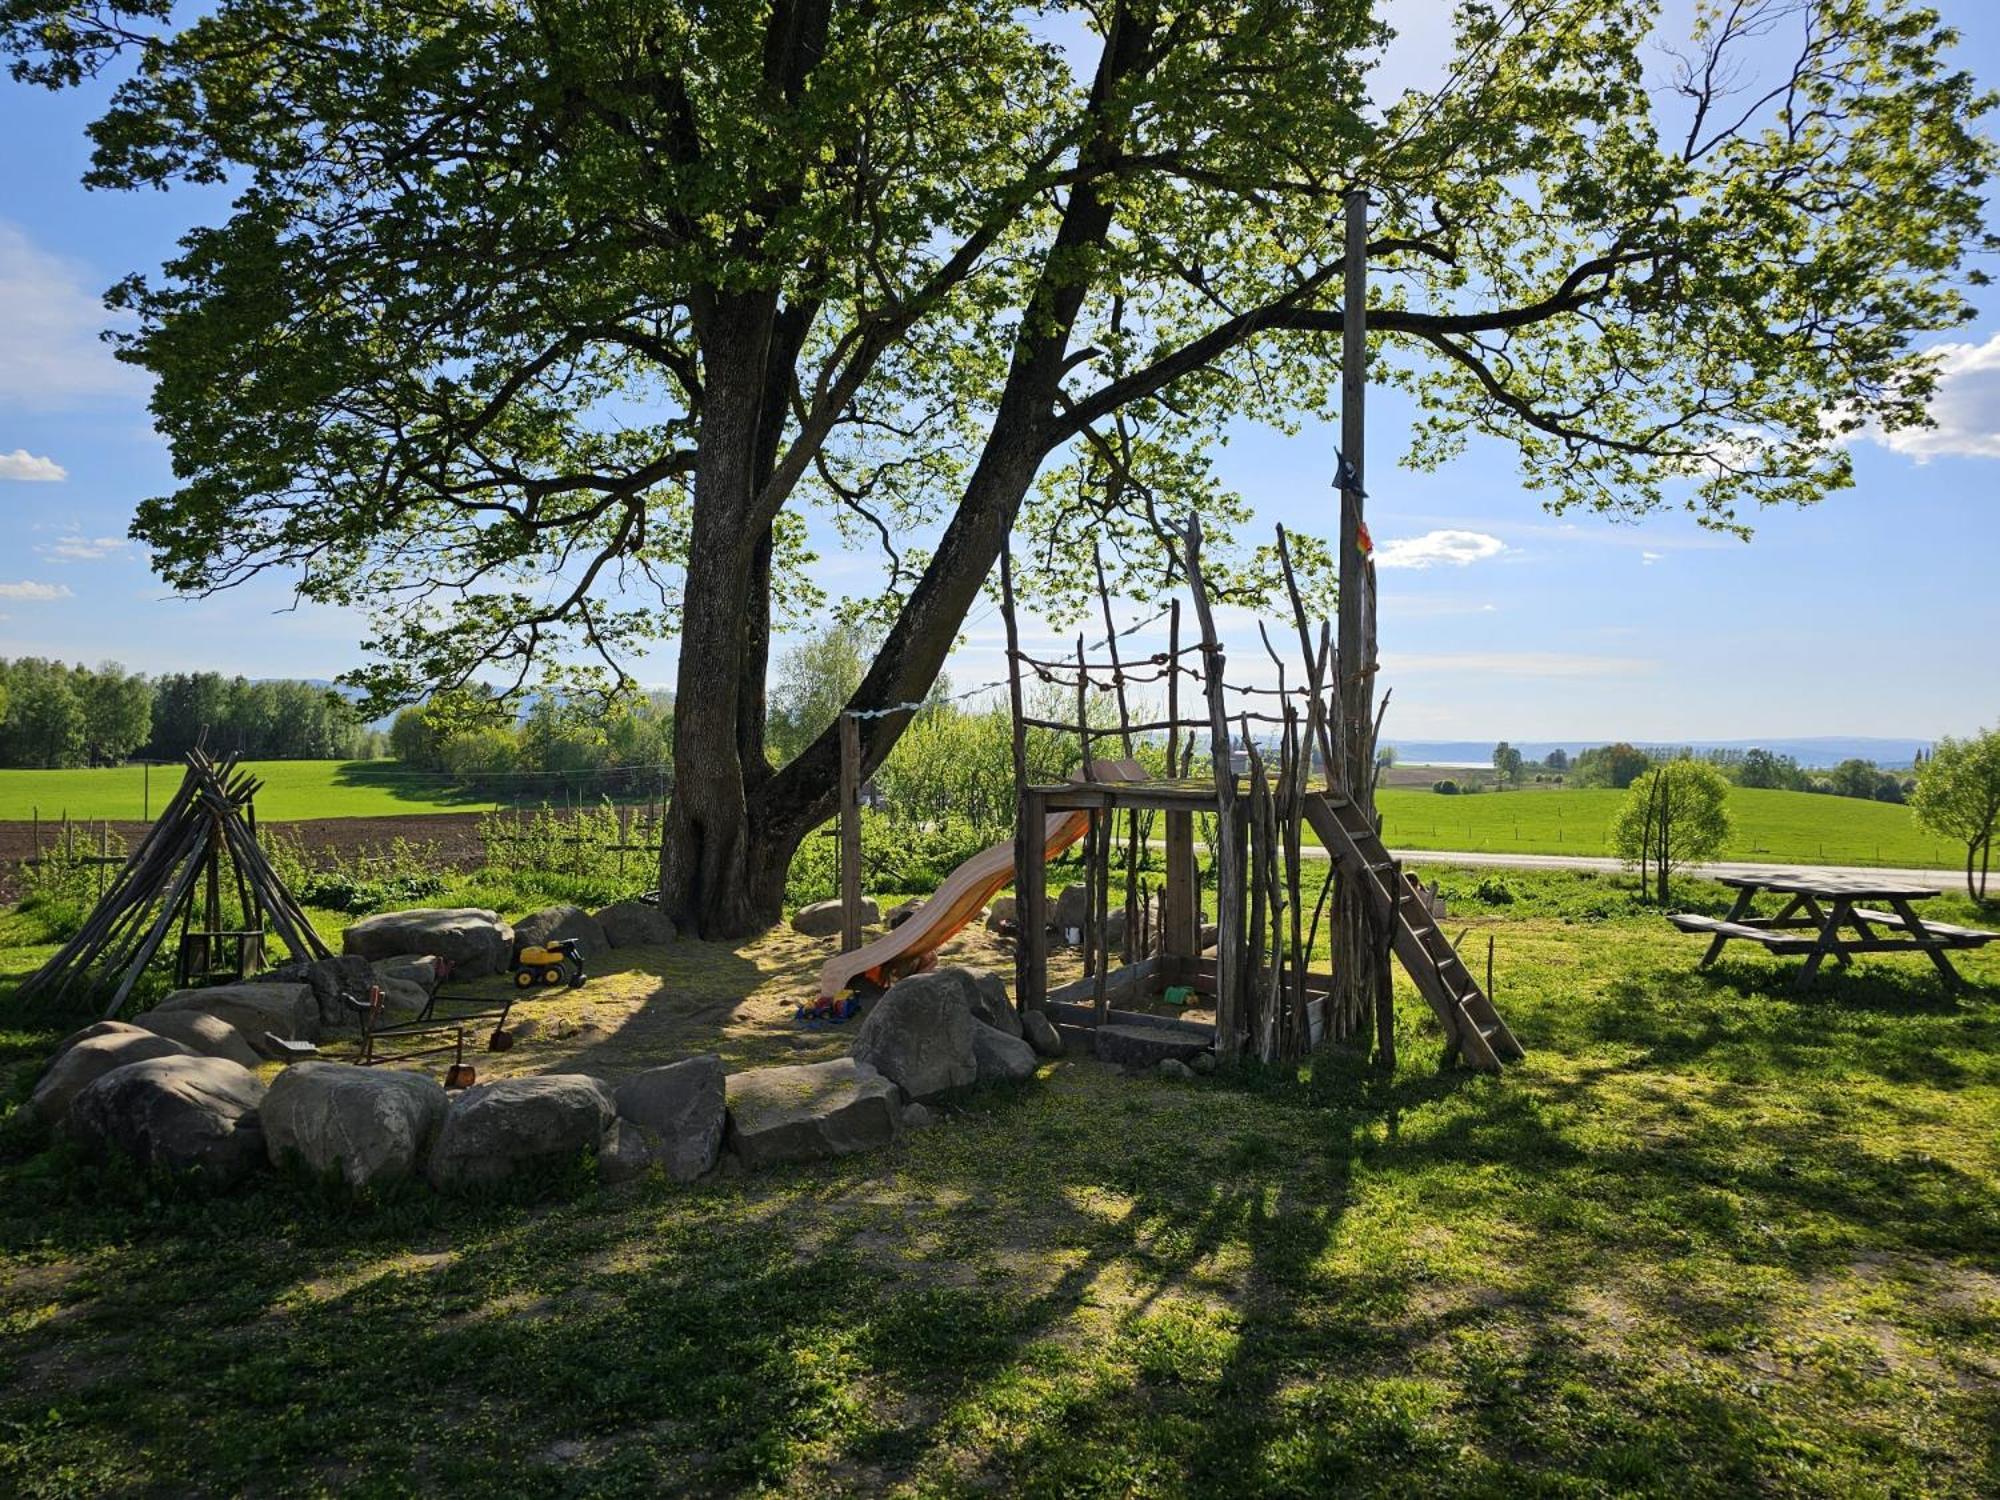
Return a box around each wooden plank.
[1045,957,1164,1012]
[1667,915,1819,952]
[1717,873,1943,900]
[1848,908,1999,943]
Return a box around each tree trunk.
[657,293,782,938]
[653,0,1149,939]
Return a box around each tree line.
[388,689,674,798]
[0,659,379,769]
[1473,740,1921,803]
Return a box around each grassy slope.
[1,870,1996,1496]
[1371,785,1962,868]
[0,760,508,822]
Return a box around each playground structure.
[819,516,1523,1071]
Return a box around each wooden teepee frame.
[17,749,331,1016]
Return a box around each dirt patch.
[337,921,1130,1084]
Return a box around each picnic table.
[1668,872,1997,992]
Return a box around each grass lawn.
[1370,785,1963,869]
[1,867,1996,1495]
[0,760,511,823]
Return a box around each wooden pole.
[1094,544,1141,967]
[1331,185,1388,1053]
[839,712,863,955]
[1183,515,1244,1060]
[1000,542,1047,1013]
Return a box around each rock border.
[25,956,1094,1198]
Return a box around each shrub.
[18,827,128,940]
[1472,876,1516,905]
[1432,779,1460,795]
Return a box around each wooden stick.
[1183,515,1243,1060]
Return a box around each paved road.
[1152,838,1963,887]
[1380,847,1965,888]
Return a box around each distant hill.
[1389,737,1931,770]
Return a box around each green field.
[1372,784,1961,869]
[0,762,1967,869]
[0,760,507,823]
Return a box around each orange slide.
[815,809,1089,1000]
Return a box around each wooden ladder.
[1303,793,1524,1071]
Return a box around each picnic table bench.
[1668,873,1997,991]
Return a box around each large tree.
[6,0,1992,935]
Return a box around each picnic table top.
[1716,871,1942,901]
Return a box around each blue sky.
[1,1,1996,743]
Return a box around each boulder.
[32,1030,193,1125]
[1157,1058,1196,1082]
[598,1119,660,1185]
[611,1054,727,1183]
[262,1062,448,1190]
[134,1009,263,1069]
[370,976,429,1019]
[262,954,378,1029]
[426,1074,616,1190]
[970,1022,1037,1085]
[67,1055,267,1187]
[902,1103,936,1129]
[791,897,877,937]
[724,1058,900,1168]
[1052,884,1089,937]
[1022,1011,1066,1058]
[849,975,977,1101]
[985,896,1017,934]
[513,905,608,961]
[1103,907,1130,951]
[154,983,319,1058]
[1093,1023,1207,1068]
[1189,1051,1217,1076]
[885,898,923,930]
[959,969,1022,1038]
[372,954,442,995]
[343,908,514,979]
[48,1021,150,1062]
[593,900,676,949]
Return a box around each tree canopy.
[7,0,1992,931]
[1912,727,2000,902]
[1612,758,1732,903]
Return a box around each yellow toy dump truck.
[512,936,586,989]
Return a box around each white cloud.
[1373,528,1507,570]
[0,580,74,602]
[40,534,130,562]
[1872,333,2000,460]
[1641,550,1662,566]
[0,223,147,408]
[1383,650,1653,679]
[0,448,66,481]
